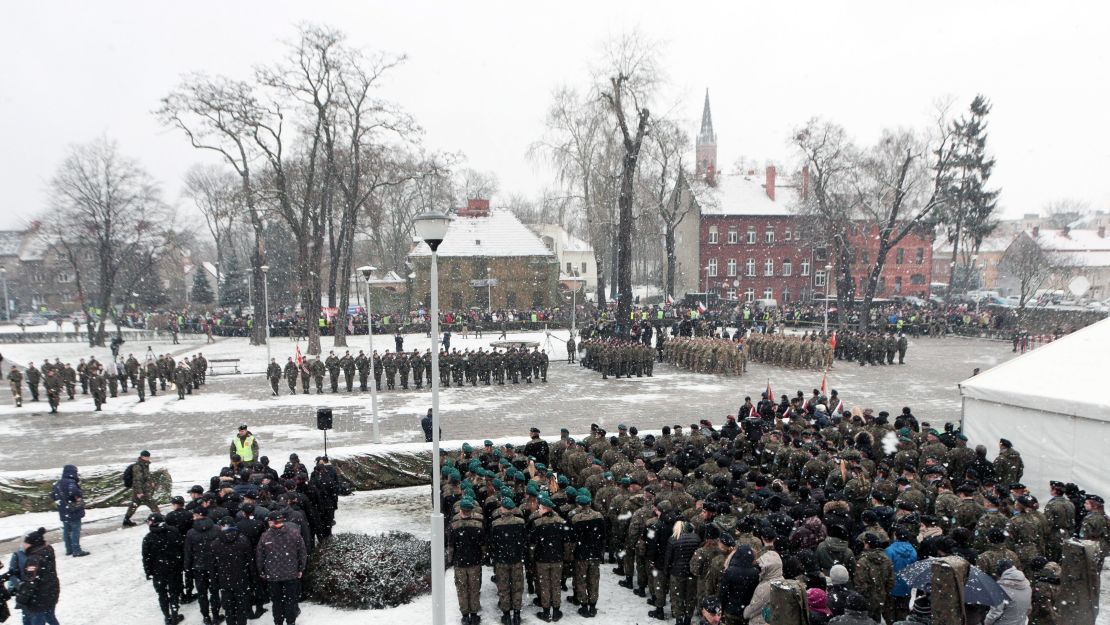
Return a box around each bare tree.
[1042,199,1092,229]
[45,138,173,345]
[158,74,272,346]
[999,232,1074,327]
[457,168,500,200]
[641,119,698,297]
[599,33,658,331]
[183,164,243,304]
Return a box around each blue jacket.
[50,464,85,522]
[885,540,917,597]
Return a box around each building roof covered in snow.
[0,231,22,257]
[410,209,556,259]
[1027,228,1110,267]
[528,224,593,255]
[933,231,1018,255]
[699,170,800,217]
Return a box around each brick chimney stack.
[458,198,490,218]
[765,166,776,201]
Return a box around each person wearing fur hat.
[17,527,61,625]
[143,513,186,625]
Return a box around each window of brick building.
[728,229,738,244]
[746,229,756,244]
[764,259,774,276]
[910,274,926,285]
[745,258,755,277]
[765,230,775,244]
[744,288,754,302]
[782,260,792,277]
[708,226,718,244]
[801,260,810,276]
[815,270,826,287]
[916,248,924,264]
[708,258,717,277]
[896,248,905,264]
[727,259,737,277]
[763,287,774,300]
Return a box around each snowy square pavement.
[0,331,1016,472]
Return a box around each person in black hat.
[698,595,722,625]
[19,527,61,624]
[144,513,186,624]
[524,427,549,466]
[257,510,307,625]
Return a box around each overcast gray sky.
[2,0,1108,230]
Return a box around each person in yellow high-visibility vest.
[229,424,259,462]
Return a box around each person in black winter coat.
[647,508,678,620]
[309,458,340,540]
[213,518,256,625]
[184,513,222,625]
[664,521,703,623]
[17,528,61,625]
[234,504,270,619]
[718,544,759,621]
[143,513,186,625]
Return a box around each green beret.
[557,475,569,486]
[620,476,632,486]
[592,458,603,466]
[560,428,569,433]
[526,483,540,496]
[460,498,475,510]
[565,487,577,498]
[577,488,591,499]
[500,487,514,498]
[505,443,514,450]
[535,463,547,471]
[576,494,592,506]
[462,443,473,453]
[618,423,628,430]
[567,438,575,444]
[603,472,613,479]
[501,497,517,509]
[538,496,555,508]
[500,458,511,466]
[493,479,503,489]
[484,440,494,446]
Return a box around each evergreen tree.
[191,268,214,304]
[134,269,168,308]
[937,95,1000,295]
[219,253,247,307]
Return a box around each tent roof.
[959,317,1110,421]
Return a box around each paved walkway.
[0,334,1018,471]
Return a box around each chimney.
[765,165,776,201]
[801,165,811,202]
[459,198,490,218]
[1032,225,1039,237]
[1099,226,1106,239]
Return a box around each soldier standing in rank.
[107,359,120,397]
[411,349,424,389]
[340,350,355,392]
[398,351,410,390]
[570,491,606,618]
[384,351,397,390]
[1080,494,1109,564]
[530,496,568,622]
[394,328,404,352]
[325,351,340,392]
[8,365,23,407]
[62,362,76,400]
[267,359,282,396]
[77,358,89,395]
[283,357,299,395]
[135,363,146,403]
[195,352,208,386]
[567,334,576,363]
[145,359,158,397]
[355,350,369,391]
[90,366,107,411]
[311,356,326,393]
[539,349,549,382]
[299,358,311,394]
[491,497,526,625]
[448,498,485,624]
[174,361,190,400]
[126,353,141,388]
[897,332,909,364]
[26,361,41,402]
[372,351,383,391]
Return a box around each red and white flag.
[696,301,707,314]
[819,371,827,396]
[666,294,674,306]
[829,330,838,351]
[295,345,304,367]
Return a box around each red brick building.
[843,224,934,298]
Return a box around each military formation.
[745,332,834,371]
[265,346,551,396]
[578,339,656,380]
[834,330,911,366]
[663,337,746,376]
[436,406,1109,625]
[6,351,210,411]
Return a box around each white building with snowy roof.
[997,226,1110,300]
[408,200,558,311]
[528,224,596,294]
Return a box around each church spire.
[696,89,717,180]
[698,89,716,145]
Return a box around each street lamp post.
[486,267,492,314]
[703,265,711,310]
[823,264,833,333]
[260,265,271,366]
[358,265,381,444]
[413,211,452,625]
[0,267,9,322]
[971,255,980,314]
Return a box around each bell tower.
[696,89,717,180]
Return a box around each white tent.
[959,317,1110,500]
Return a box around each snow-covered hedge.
[0,467,172,517]
[307,531,432,609]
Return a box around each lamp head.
[414,212,452,252]
[260,265,270,273]
[357,265,376,280]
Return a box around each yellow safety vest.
[233,435,256,462]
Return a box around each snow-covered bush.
[307,531,432,609]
